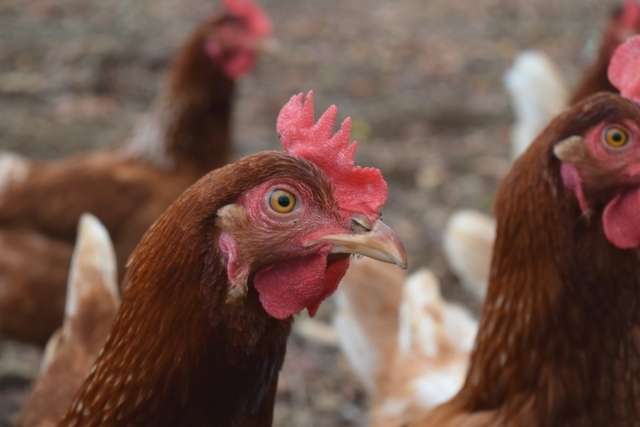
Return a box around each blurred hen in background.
[335,258,477,426]
[0,0,272,346]
[444,0,640,302]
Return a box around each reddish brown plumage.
[0,3,270,346]
[47,93,404,422]
[408,93,640,426]
[21,93,402,425]
[55,152,349,426]
[159,16,235,172]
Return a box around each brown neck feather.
[57,154,304,427]
[454,94,640,426]
[164,24,235,173]
[127,19,235,175]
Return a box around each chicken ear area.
[253,248,350,319]
[603,186,640,249]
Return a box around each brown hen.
[20,92,406,427]
[411,35,640,426]
[449,0,640,301]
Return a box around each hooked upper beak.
[305,217,408,269]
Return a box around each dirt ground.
[0,0,623,425]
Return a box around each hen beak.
[252,37,280,54]
[305,218,408,269]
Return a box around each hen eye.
[604,126,629,148]
[269,190,296,213]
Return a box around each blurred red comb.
[222,0,272,37]
[277,91,387,221]
[609,34,640,103]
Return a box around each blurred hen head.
[202,0,272,80]
[597,0,640,63]
[554,35,640,249]
[217,92,406,319]
[613,0,640,41]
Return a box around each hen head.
[554,35,640,249]
[201,0,272,80]
[216,92,406,319]
[612,0,640,41]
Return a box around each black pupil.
[277,195,291,207]
[612,131,623,142]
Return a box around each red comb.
[609,35,640,103]
[276,91,387,221]
[222,0,271,37]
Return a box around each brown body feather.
[0,230,72,345]
[411,93,640,426]
[0,14,240,346]
[56,152,341,426]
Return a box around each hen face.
[203,20,256,80]
[203,0,272,80]
[216,157,406,319]
[554,96,640,249]
[613,0,640,42]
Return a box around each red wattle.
[253,252,328,319]
[253,249,350,319]
[222,52,257,80]
[603,187,640,249]
[306,259,350,317]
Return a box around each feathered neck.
[57,158,295,426]
[122,25,235,174]
[453,104,640,425]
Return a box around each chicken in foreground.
[335,258,477,427]
[16,214,120,427]
[380,35,640,426]
[27,91,407,426]
[0,0,272,346]
[446,0,640,300]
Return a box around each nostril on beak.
[305,216,407,269]
[350,215,373,233]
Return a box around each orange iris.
[604,126,629,148]
[269,190,296,213]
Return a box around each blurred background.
[0,0,624,425]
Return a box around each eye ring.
[603,126,629,148]
[269,189,297,214]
